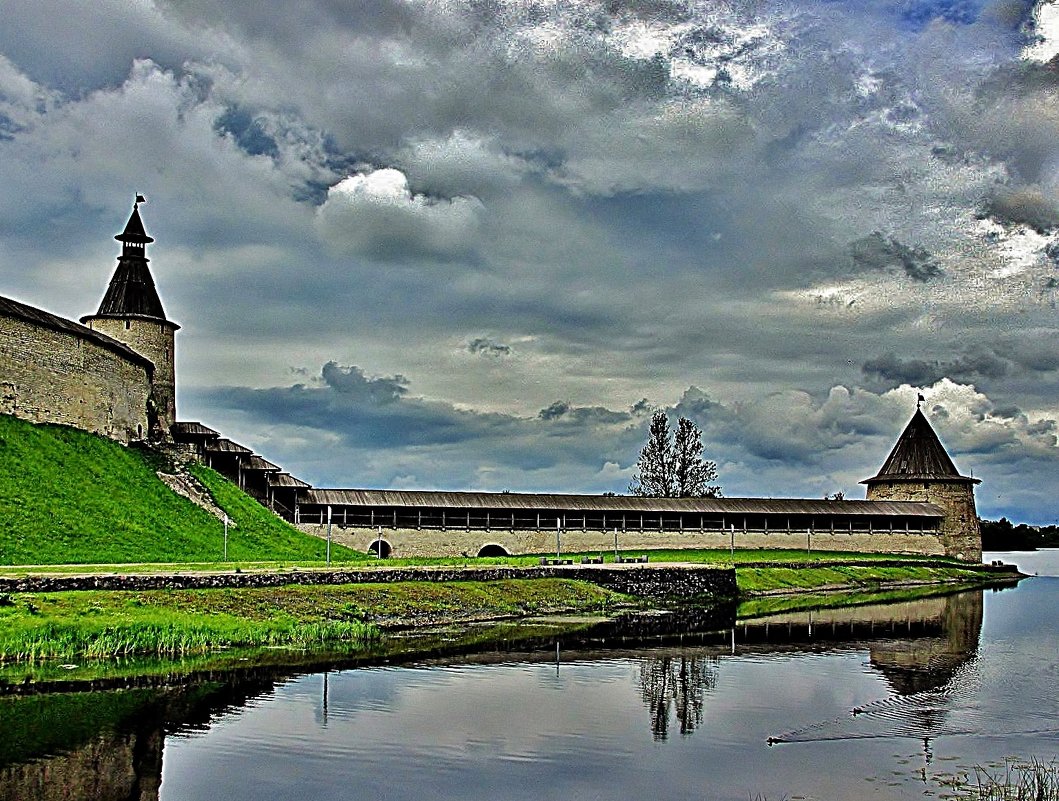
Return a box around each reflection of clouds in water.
[770,584,1059,749]
[154,586,1058,801]
[772,656,983,744]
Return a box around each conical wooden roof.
[863,407,978,484]
[115,205,154,244]
[90,205,166,319]
[94,254,166,318]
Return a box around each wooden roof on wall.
[205,438,253,454]
[269,473,311,488]
[301,489,943,518]
[244,455,280,471]
[170,421,220,440]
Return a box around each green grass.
[0,579,625,664]
[736,563,991,593]
[0,414,360,565]
[0,587,378,662]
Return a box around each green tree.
[673,417,720,498]
[629,411,674,497]
[630,412,720,498]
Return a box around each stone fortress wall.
[296,522,948,560]
[84,316,178,434]
[866,480,982,562]
[0,296,152,443]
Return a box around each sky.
[0,0,1057,524]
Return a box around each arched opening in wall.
[477,543,510,558]
[368,539,392,559]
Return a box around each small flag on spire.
[135,194,147,205]
[917,393,925,408]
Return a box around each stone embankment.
[0,563,738,602]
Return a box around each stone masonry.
[0,302,151,442]
[297,522,947,560]
[85,316,177,434]
[865,481,981,562]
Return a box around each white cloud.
[398,131,527,197]
[315,168,483,261]
[1023,1,1059,62]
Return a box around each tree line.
[980,518,1059,550]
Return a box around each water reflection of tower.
[867,590,983,697]
[801,589,986,770]
[753,590,986,753]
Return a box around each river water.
[2,551,1058,801]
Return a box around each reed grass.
[937,758,1059,800]
[0,618,377,663]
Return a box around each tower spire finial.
[917,392,925,410]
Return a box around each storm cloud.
[198,367,1059,521]
[849,233,944,283]
[1,0,1057,521]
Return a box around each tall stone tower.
[82,199,179,440]
[861,404,981,561]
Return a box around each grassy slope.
[0,413,359,564]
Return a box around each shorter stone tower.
[861,404,981,561]
[82,200,179,440]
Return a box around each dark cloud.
[468,337,512,357]
[538,401,571,421]
[985,185,1059,232]
[629,398,653,416]
[201,364,646,489]
[863,334,1059,389]
[319,362,408,404]
[995,334,1059,373]
[862,353,945,386]
[849,233,944,282]
[862,349,1011,386]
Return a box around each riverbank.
[0,579,626,664]
[0,556,1020,675]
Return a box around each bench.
[539,557,574,566]
[615,554,649,564]
[579,556,604,565]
